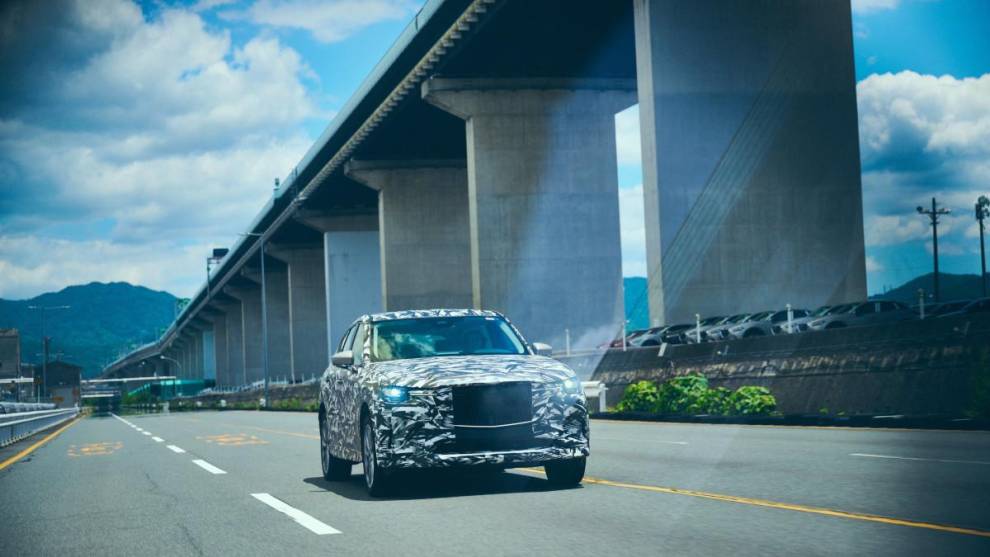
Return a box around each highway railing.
[0,407,79,448]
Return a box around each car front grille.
[452,382,533,427]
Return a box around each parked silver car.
[937,297,990,317]
[807,300,913,330]
[727,309,809,338]
[683,316,727,343]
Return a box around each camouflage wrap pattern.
[319,310,590,469]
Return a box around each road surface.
[1,411,988,555]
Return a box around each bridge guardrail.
[0,407,79,448]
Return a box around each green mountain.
[0,282,178,378]
[873,272,986,305]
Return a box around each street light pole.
[917,197,951,303]
[27,305,70,401]
[977,196,989,298]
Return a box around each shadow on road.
[304,468,579,501]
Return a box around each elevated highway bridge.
[103,0,866,392]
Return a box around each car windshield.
[827,304,855,315]
[811,305,833,316]
[369,316,528,362]
[746,312,772,322]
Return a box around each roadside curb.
[591,412,990,431]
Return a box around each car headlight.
[809,319,825,328]
[379,385,409,404]
[730,325,745,333]
[560,378,581,394]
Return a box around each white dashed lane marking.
[192,459,227,475]
[152,437,164,443]
[166,445,186,454]
[251,493,341,535]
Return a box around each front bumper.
[373,384,590,470]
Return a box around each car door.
[339,322,369,456]
[325,325,356,451]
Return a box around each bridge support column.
[423,78,633,349]
[216,299,243,387]
[263,260,292,382]
[633,0,866,324]
[268,246,329,379]
[345,160,471,312]
[225,285,263,385]
[211,312,228,384]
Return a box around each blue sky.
[0,0,988,299]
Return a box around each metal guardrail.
[0,407,79,448]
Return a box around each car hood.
[366,354,576,388]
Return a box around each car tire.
[362,416,390,497]
[743,329,765,338]
[544,457,586,486]
[320,413,351,481]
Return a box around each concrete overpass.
[102,0,866,386]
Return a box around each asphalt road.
[1,411,989,556]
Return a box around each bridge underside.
[105,0,865,385]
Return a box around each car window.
[339,325,356,353]
[854,303,875,316]
[369,316,527,362]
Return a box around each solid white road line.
[851,453,990,466]
[192,459,227,474]
[166,445,186,454]
[251,493,341,535]
[152,436,164,443]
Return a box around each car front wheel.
[545,457,586,486]
[320,413,351,481]
[362,416,391,496]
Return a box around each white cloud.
[239,0,416,43]
[0,235,211,300]
[865,256,884,273]
[0,0,320,298]
[615,105,641,166]
[618,184,647,277]
[857,71,990,252]
[851,0,901,14]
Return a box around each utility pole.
[917,197,951,303]
[977,196,989,298]
[28,304,69,401]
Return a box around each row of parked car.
[0,401,57,414]
[613,297,990,347]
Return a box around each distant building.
[0,328,20,378]
[38,360,82,408]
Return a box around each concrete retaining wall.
[590,314,990,416]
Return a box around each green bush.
[655,374,710,414]
[615,380,659,412]
[615,376,776,417]
[727,386,777,416]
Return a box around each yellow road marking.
[0,416,81,471]
[68,441,123,457]
[516,468,990,539]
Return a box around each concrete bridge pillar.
[345,160,472,312]
[633,0,866,324]
[268,245,330,379]
[210,312,228,384]
[423,78,634,349]
[241,260,292,382]
[300,214,384,355]
[224,285,263,385]
[215,299,243,387]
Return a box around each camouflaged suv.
[318,309,590,496]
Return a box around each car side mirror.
[532,342,553,356]
[331,350,353,367]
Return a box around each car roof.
[362,308,503,323]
